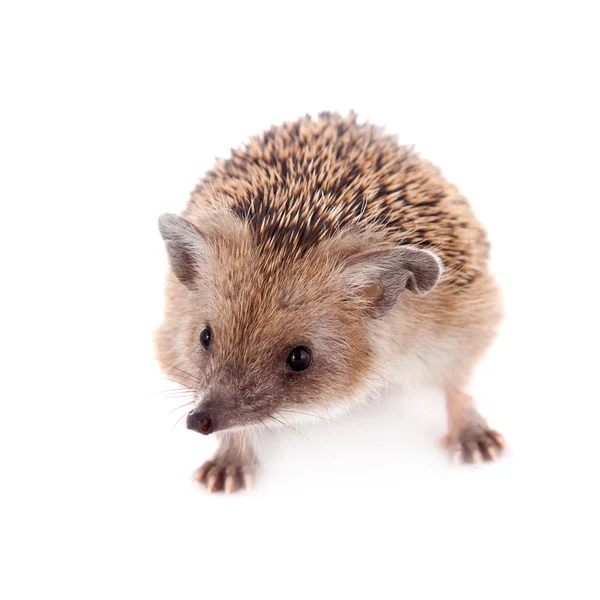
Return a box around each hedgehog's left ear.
[343,246,443,318]
[158,213,209,289]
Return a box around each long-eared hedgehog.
[155,111,505,493]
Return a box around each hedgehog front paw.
[442,428,506,464]
[193,458,255,494]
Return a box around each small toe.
[241,468,253,491]
[464,440,482,464]
[450,443,464,464]
[487,430,506,449]
[194,461,215,484]
[223,474,235,494]
[205,465,225,493]
[206,474,218,493]
[224,466,242,494]
[478,438,496,461]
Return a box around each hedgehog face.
[158,212,442,433]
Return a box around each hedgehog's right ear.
[158,213,208,289]
[342,246,443,318]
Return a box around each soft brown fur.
[154,112,505,492]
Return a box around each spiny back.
[188,112,490,287]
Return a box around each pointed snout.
[185,386,251,434]
[186,410,214,435]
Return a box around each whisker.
[153,386,190,393]
[326,406,338,431]
[270,413,311,441]
[258,417,277,440]
[159,376,196,391]
[153,358,200,383]
[168,400,195,416]
[278,409,339,424]
[363,366,395,388]
[172,411,189,430]
[152,388,195,398]
[153,393,196,404]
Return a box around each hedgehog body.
[155,113,505,492]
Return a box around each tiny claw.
[451,446,463,465]
[195,460,217,484]
[242,471,253,491]
[464,440,480,464]
[224,475,235,495]
[206,474,218,493]
[488,431,506,449]
[471,448,483,464]
[485,446,498,461]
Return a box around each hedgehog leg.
[194,431,258,494]
[441,387,506,464]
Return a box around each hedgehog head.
[158,208,442,433]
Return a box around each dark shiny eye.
[287,346,312,372]
[199,326,212,350]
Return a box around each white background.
[1,1,599,598]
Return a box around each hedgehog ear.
[158,213,208,289]
[344,246,443,317]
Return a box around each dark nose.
[186,411,213,435]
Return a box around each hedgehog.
[154,111,505,493]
